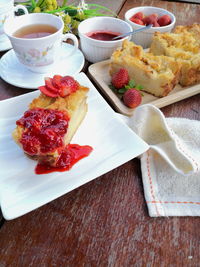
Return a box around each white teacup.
[0,0,28,43]
[4,13,79,73]
[78,17,132,63]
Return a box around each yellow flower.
[42,51,47,56]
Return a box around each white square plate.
[0,73,148,220]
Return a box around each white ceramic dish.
[4,13,78,73]
[0,43,84,89]
[125,6,176,48]
[0,37,12,51]
[78,17,132,63]
[0,72,148,220]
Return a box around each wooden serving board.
[88,60,200,116]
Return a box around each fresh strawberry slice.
[157,14,171,26]
[143,14,158,25]
[52,75,62,89]
[130,18,145,25]
[131,12,144,21]
[59,76,79,97]
[39,86,58,98]
[45,77,58,93]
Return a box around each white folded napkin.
[118,104,200,217]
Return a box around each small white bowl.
[78,17,132,63]
[125,6,176,48]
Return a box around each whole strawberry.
[111,68,129,89]
[123,89,142,108]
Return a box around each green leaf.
[118,88,128,94]
[135,84,144,90]
[31,0,36,8]
[36,0,44,7]
[128,79,136,88]
[109,84,118,92]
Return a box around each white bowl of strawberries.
[125,6,176,48]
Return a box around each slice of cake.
[173,23,200,45]
[12,75,90,169]
[150,24,200,86]
[109,40,181,97]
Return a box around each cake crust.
[150,24,200,86]
[110,40,181,97]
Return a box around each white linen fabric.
[118,104,200,217]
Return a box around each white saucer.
[0,43,85,89]
[0,37,12,52]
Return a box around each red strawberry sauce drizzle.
[35,144,93,174]
[16,108,93,174]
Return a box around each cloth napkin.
[118,104,200,217]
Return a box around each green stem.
[86,12,113,17]
[31,0,36,8]
[15,1,31,5]
[44,6,76,14]
[36,0,45,7]
[62,0,68,7]
[87,3,117,17]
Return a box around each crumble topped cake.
[150,24,200,86]
[12,75,92,174]
[109,40,181,97]
[173,23,200,45]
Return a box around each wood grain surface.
[1,1,200,266]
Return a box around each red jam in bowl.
[35,144,93,174]
[86,30,122,41]
[16,108,69,155]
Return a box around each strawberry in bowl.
[125,6,176,48]
[130,12,172,27]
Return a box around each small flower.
[28,49,40,58]
[42,51,47,56]
[77,0,88,12]
[55,11,65,18]
[63,24,72,33]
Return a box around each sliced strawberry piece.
[59,87,72,97]
[131,12,144,21]
[130,17,145,25]
[157,14,171,26]
[152,21,160,27]
[143,13,158,25]
[52,75,62,89]
[39,86,58,98]
[45,77,58,93]
[59,76,79,97]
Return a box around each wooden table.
[0,1,200,266]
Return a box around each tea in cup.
[0,0,28,43]
[4,13,79,73]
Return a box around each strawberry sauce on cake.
[12,75,93,174]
